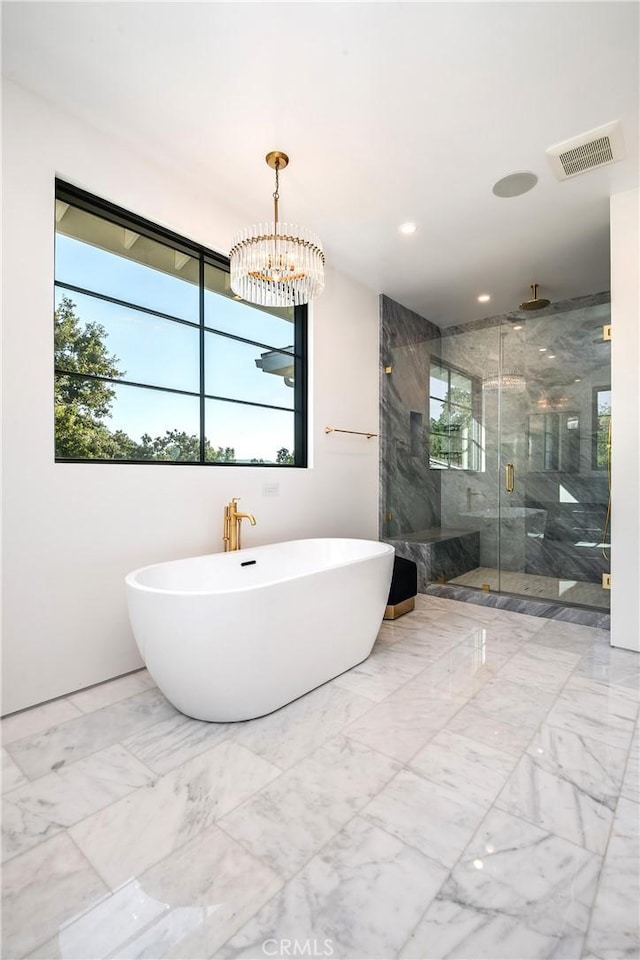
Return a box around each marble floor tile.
[402,896,576,960]
[2,747,28,793]
[235,683,374,769]
[2,797,63,867]
[217,816,448,960]
[414,595,464,614]
[409,730,517,807]
[70,740,280,890]
[573,644,640,693]
[526,620,603,655]
[402,808,601,960]
[3,744,155,862]
[29,825,282,960]
[466,677,556,730]
[398,618,480,648]
[28,877,167,959]
[483,608,547,633]
[620,728,639,803]
[584,797,640,959]
[498,645,581,693]
[1,832,108,959]
[345,689,466,763]
[219,735,400,879]
[545,676,638,751]
[496,724,627,854]
[383,631,461,663]
[425,598,499,625]
[67,669,157,713]
[5,689,179,780]
[361,767,488,869]
[332,647,426,702]
[123,713,236,775]
[1,698,82,747]
[3,598,637,960]
[474,617,544,646]
[410,634,518,700]
[447,702,536,757]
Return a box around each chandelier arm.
[273,161,280,225]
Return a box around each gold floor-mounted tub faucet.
[223,498,257,552]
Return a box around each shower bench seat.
[384,527,480,594]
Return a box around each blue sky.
[55,233,296,460]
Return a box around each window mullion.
[199,255,205,463]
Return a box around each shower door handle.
[505,462,515,493]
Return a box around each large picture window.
[429,360,481,470]
[54,182,307,465]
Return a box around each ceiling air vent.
[546,120,625,181]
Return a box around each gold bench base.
[383,596,415,620]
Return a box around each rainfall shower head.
[519,283,551,311]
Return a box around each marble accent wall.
[379,295,442,539]
[385,530,480,593]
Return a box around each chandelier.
[229,151,325,308]
[482,372,526,392]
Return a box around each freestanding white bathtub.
[125,538,394,722]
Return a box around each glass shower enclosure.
[381,292,611,614]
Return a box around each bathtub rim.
[125,537,395,598]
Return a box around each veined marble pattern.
[495,725,628,854]
[449,567,611,612]
[1,595,637,960]
[584,797,640,959]
[402,808,602,960]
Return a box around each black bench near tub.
[385,555,418,620]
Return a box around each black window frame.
[54,180,308,467]
[428,357,481,471]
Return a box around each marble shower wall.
[379,295,442,539]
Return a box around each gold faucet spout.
[223,498,257,551]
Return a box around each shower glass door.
[498,299,611,609]
[436,322,501,592]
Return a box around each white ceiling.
[2,1,638,326]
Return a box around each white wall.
[610,188,640,652]
[1,81,380,714]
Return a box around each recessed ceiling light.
[574,377,582,382]
[398,222,417,235]
[477,294,491,303]
[513,325,523,330]
[548,354,556,359]
[492,171,538,198]
[539,347,547,352]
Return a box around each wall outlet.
[602,573,611,589]
[262,483,280,497]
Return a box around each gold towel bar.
[325,426,378,439]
